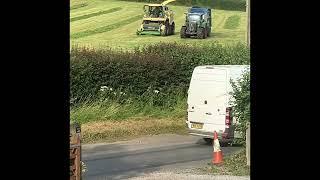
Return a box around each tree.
[230,69,250,145]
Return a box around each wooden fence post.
[70,122,81,180]
[246,122,250,166]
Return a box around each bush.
[230,69,250,144]
[70,42,250,104]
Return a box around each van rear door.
[188,67,227,131]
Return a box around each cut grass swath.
[223,15,241,29]
[70,3,88,10]
[71,14,143,39]
[71,7,122,22]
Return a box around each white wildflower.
[100,86,108,92]
[154,90,159,94]
[70,98,77,104]
[109,88,113,91]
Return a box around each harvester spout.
[161,0,176,6]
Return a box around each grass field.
[70,0,247,50]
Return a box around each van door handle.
[205,112,212,115]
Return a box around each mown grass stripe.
[71,7,122,22]
[70,3,88,10]
[223,15,240,29]
[71,14,143,39]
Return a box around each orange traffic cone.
[212,131,223,165]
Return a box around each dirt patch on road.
[81,118,187,143]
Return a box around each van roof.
[194,65,250,69]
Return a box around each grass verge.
[70,96,187,124]
[71,7,122,22]
[202,148,250,176]
[81,118,187,144]
[71,96,187,143]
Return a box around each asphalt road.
[82,134,242,180]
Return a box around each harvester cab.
[144,5,164,18]
[137,0,176,36]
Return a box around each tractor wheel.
[180,26,187,38]
[171,23,175,35]
[168,24,172,35]
[204,28,208,39]
[207,27,211,37]
[165,21,170,36]
[197,27,204,39]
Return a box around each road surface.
[82,134,242,180]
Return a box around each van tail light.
[225,107,232,128]
[186,104,189,121]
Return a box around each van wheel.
[203,138,212,144]
[220,142,229,147]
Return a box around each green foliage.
[230,69,250,144]
[70,42,250,103]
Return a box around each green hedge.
[119,0,246,11]
[70,43,250,103]
[230,69,250,144]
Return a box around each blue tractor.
[180,7,212,39]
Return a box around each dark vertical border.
[2,0,70,178]
[249,0,315,178]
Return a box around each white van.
[186,65,250,144]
